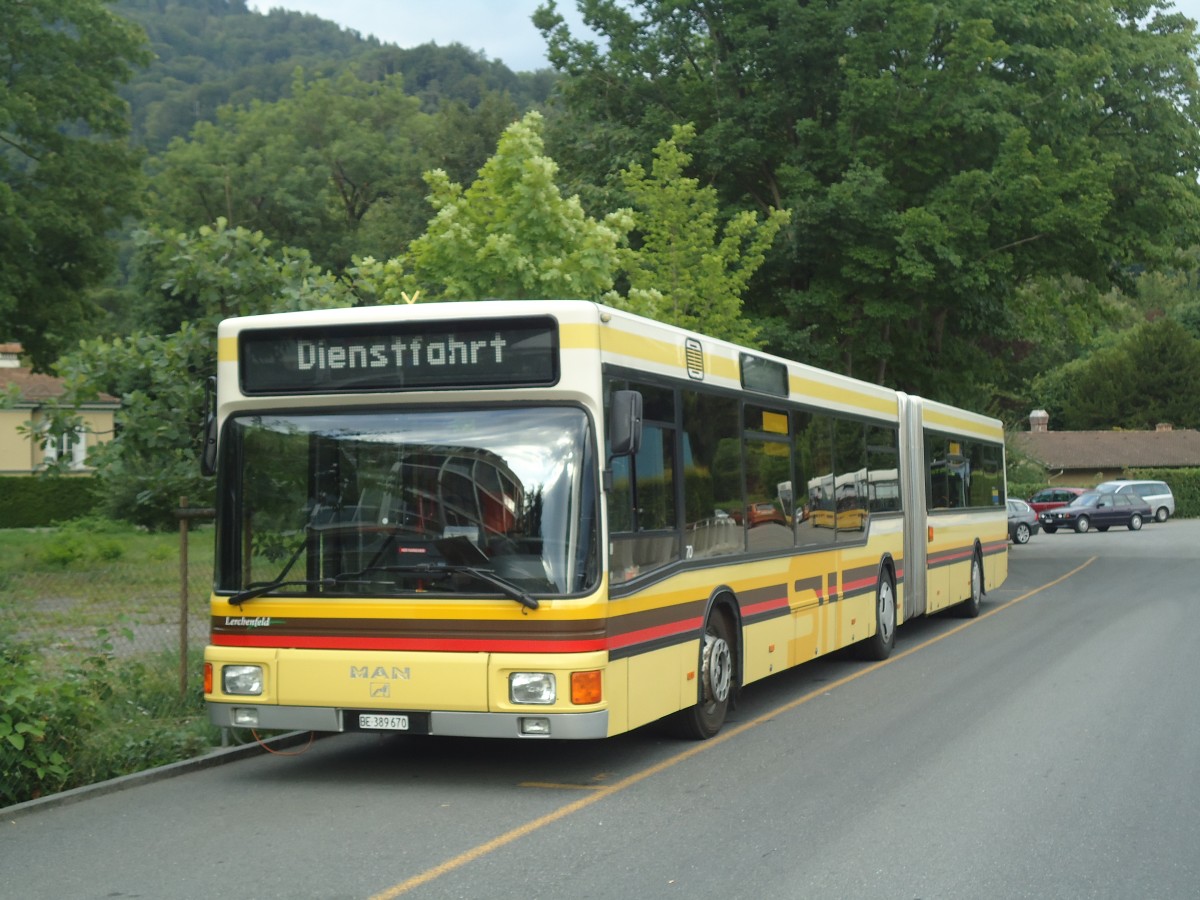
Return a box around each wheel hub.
[702,632,732,704]
[879,582,895,642]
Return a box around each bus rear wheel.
[671,608,734,740]
[858,569,896,660]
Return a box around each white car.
[1094,479,1175,523]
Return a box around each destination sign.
[239,316,559,394]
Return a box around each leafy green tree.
[0,0,151,369]
[537,1,1200,405]
[616,123,790,344]
[1034,318,1200,431]
[147,70,436,273]
[406,111,633,300]
[50,221,354,527]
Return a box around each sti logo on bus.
[239,316,559,394]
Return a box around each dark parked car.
[1007,498,1040,544]
[1026,486,1088,514]
[1038,491,1151,534]
[1094,479,1175,523]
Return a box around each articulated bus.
[202,300,1007,740]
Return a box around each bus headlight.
[222,665,264,695]
[509,672,556,705]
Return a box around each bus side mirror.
[200,376,218,477]
[609,390,643,457]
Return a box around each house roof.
[0,367,119,406]
[1011,429,1200,469]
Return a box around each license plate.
[358,713,409,731]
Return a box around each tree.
[147,70,436,273]
[537,1,1200,405]
[405,111,632,300]
[1034,318,1200,431]
[616,123,790,344]
[0,0,151,369]
[50,221,354,527]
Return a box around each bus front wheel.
[956,550,983,618]
[672,608,735,740]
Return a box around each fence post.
[179,495,189,700]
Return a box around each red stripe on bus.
[742,595,789,616]
[606,616,704,651]
[211,634,607,653]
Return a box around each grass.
[0,518,245,807]
[0,518,214,656]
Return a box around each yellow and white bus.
[202,300,1007,740]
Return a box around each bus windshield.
[215,406,599,599]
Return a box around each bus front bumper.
[207,703,610,740]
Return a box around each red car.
[730,502,788,527]
[1026,487,1087,514]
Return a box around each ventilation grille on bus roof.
[685,338,704,380]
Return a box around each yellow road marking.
[369,557,1097,899]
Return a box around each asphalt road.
[4,519,1198,899]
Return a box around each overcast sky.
[250,1,589,72]
[254,1,1200,74]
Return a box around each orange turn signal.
[203,662,213,694]
[571,670,602,705]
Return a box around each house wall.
[0,408,116,474]
[1051,469,1135,486]
[0,408,32,472]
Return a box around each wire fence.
[0,503,216,713]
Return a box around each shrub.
[34,516,130,568]
[0,638,96,805]
[0,630,221,806]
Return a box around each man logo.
[350,666,411,680]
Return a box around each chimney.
[1156,423,1174,432]
[1029,409,1049,433]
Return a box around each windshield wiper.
[332,562,540,611]
[227,525,316,607]
[227,524,540,610]
[227,577,335,608]
[440,564,540,610]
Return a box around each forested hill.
[113,0,555,151]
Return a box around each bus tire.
[858,568,896,660]
[671,607,735,740]
[956,548,983,618]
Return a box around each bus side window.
[866,424,901,513]
[682,391,742,560]
[745,405,793,552]
[794,411,837,546]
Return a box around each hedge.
[0,476,101,528]
[1129,468,1200,519]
